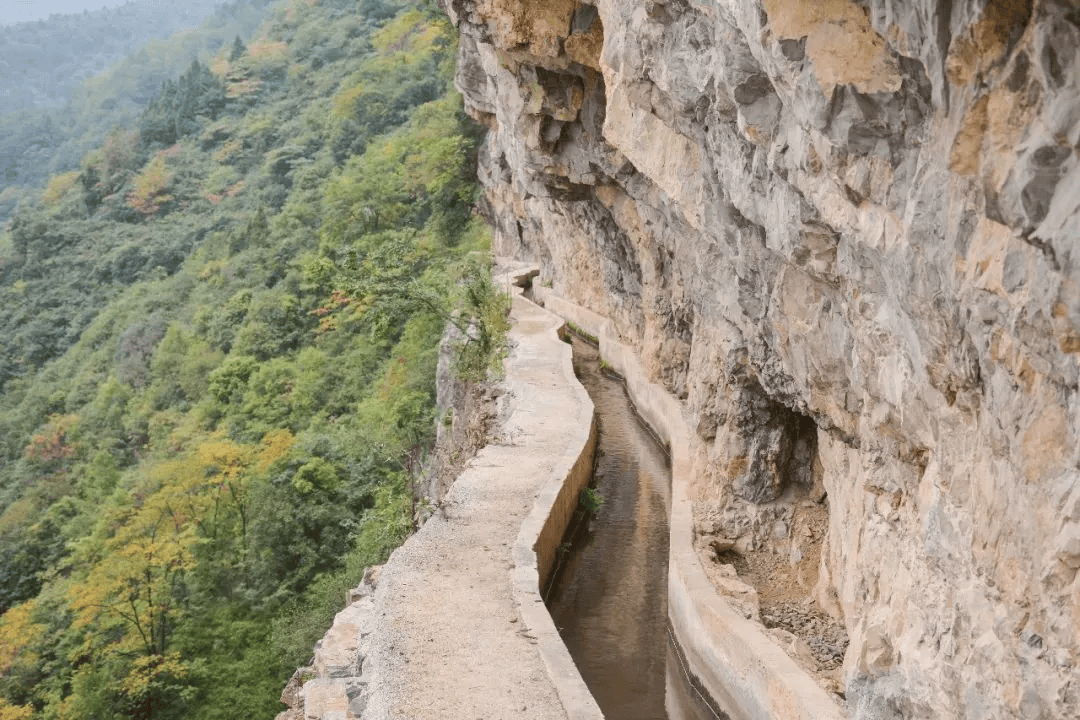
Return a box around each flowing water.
[545,338,724,720]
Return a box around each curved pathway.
[287,265,602,720]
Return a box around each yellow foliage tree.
[241,40,289,76]
[67,451,216,661]
[41,172,81,206]
[0,699,33,720]
[197,430,293,547]
[66,429,296,660]
[60,427,296,713]
[0,600,44,678]
[258,429,294,472]
[126,154,173,216]
[197,437,252,545]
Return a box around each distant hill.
[0,0,272,221]
[0,0,225,110]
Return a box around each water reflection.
[545,337,724,720]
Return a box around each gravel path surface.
[362,280,595,720]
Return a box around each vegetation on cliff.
[0,0,494,717]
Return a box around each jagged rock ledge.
[278,264,601,720]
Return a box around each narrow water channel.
[544,337,724,720]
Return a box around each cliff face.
[444,0,1080,717]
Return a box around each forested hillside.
[0,0,500,717]
[0,0,272,220]
[1,0,233,110]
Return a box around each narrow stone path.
[360,275,597,720]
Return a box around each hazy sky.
[0,1,121,26]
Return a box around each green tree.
[139,61,226,147]
[229,35,247,61]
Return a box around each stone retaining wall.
[502,268,605,720]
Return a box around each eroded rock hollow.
[443,0,1080,716]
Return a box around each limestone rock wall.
[443,0,1080,717]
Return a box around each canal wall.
[533,284,844,720]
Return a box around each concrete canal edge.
[502,266,605,720]
[531,283,845,720]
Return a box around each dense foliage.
[0,0,272,222]
[0,0,227,111]
[0,1,501,717]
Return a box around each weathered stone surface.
[277,570,380,720]
[417,323,500,510]
[445,0,1080,717]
